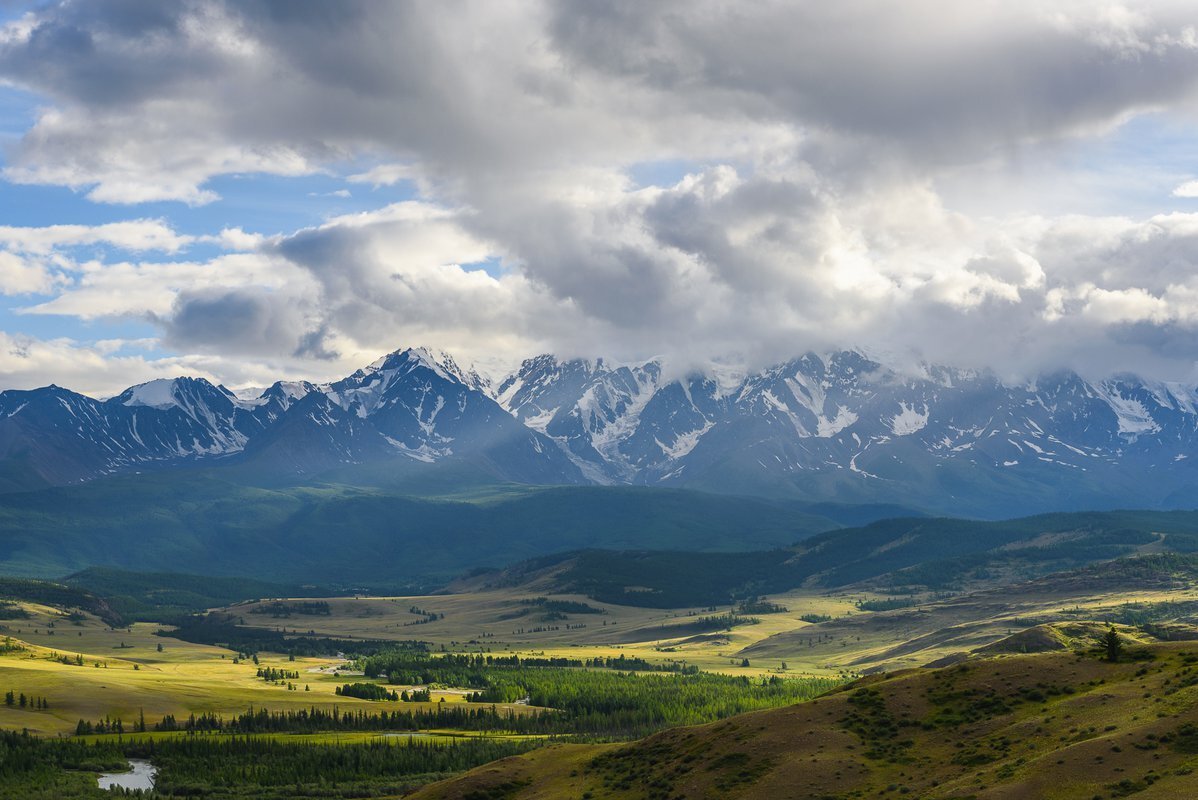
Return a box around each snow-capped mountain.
[239,348,577,483]
[0,378,263,490]
[4,346,1198,516]
[492,351,1198,516]
[0,347,581,492]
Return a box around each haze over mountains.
[3,345,1198,518]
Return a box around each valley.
[4,525,1198,796]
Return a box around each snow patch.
[656,421,713,460]
[817,407,857,438]
[1092,381,1161,438]
[121,379,179,409]
[889,403,928,436]
[521,408,556,433]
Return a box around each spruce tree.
[1102,626,1123,662]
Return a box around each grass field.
[220,576,1196,680]
[222,588,867,677]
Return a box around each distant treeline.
[0,577,122,626]
[345,652,842,736]
[74,668,841,738]
[336,683,399,701]
[161,612,418,657]
[359,651,696,685]
[250,601,332,618]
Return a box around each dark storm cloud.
[547,1,1198,163]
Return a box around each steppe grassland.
[229,579,1198,676]
[5,575,1191,737]
[225,588,866,675]
[0,601,532,736]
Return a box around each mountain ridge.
[5,345,1198,517]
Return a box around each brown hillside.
[413,643,1198,799]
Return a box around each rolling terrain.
[411,643,1198,799]
[5,547,1198,796]
[460,510,1198,608]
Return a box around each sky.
[3,2,1198,395]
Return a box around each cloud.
[0,251,63,295]
[0,219,195,254]
[347,163,415,187]
[21,252,301,320]
[1174,179,1198,197]
[164,285,325,358]
[0,332,204,396]
[3,3,1198,387]
[0,330,359,397]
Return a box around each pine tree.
[1102,627,1123,662]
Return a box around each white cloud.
[0,219,195,255]
[0,252,63,295]
[210,227,265,251]
[1173,179,1198,197]
[347,163,415,187]
[21,252,302,320]
[0,331,362,397]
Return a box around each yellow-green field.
[0,600,534,736]
[224,588,868,678]
[225,577,1198,680]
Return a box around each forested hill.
[467,509,1198,607]
[0,475,837,584]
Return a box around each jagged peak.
[358,346,490,393]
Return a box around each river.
[97,758,157,791]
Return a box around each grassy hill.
[412,642,1198,799]
[738,554,1198,673]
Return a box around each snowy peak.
[361,347,491,394]
[115,377,237,413]
[264,380,317,404]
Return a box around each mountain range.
[3,345,1198,517]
